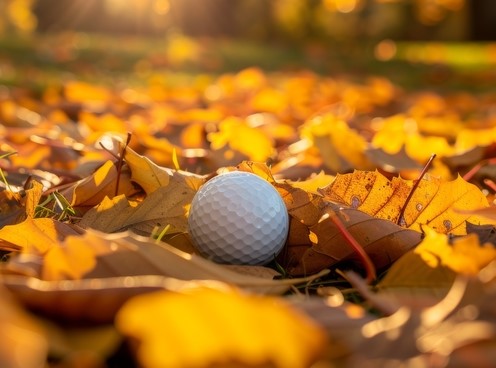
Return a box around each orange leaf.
[60,160,137,210]
[0,218,83,254]
[320,170,492,234]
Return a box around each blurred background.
[1,0,496,90]
[0,0,493,41]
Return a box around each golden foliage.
[116,287,326,368]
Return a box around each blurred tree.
[26,0,489,41]
[469,0,496,40]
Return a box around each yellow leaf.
[414,227,496,275]
[124,146,172,194]
[0,290,48,368]
[116,287,326,368]
[320,170,491,235]
[61,160,136,208]
[301,113,373,171]
[0,218,82,254]
[289,171,335,194]
[42,235,98,281]
[80,168,202,234]
[64,81,112,104]
[251,88,287,114]
[208,116,275,162]
[25,180,43,218]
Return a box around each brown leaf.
[0,190,25,229]
[276,183,422,276]
[2,230,327,322]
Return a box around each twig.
[326,209,377,283]
[397,153,436,226]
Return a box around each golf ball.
[188,171,289,265]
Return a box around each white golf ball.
[188,171,289,265]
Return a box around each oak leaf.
[320,170,492,235]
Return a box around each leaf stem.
[326,209,377,283]
[397,153,436,226]
[115,133,132,197]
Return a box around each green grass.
[1,33,496,93]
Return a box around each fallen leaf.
[0,190,26,228]
[123,145,172,194]
[60,160,137,210]
[377,250,457,302]
[115,287,327,368]
[414,227,496,275]
[0,217,83,254]
[300,113,374,172]
[80,173,196,234]
[0,286,48,368]
[208,116,275,162]
[2,230,329,322]
[287,171,335,194]
[320,170,492,234]
[276,183,422,276]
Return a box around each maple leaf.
[115,287,327,368]
[320,170,492,235]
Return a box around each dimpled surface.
[188,172,289,265]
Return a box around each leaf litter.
[2,51,496,367]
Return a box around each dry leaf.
[414,227,496,275]
[2,230,328,322]
[0,217,83,254]
[60,160,137,209]
[276,183,422,276]
[116,287,327,368]
[208,116,275,162]
[80,176,195,234]
[0,287,48,368]
[320,170,492,234]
